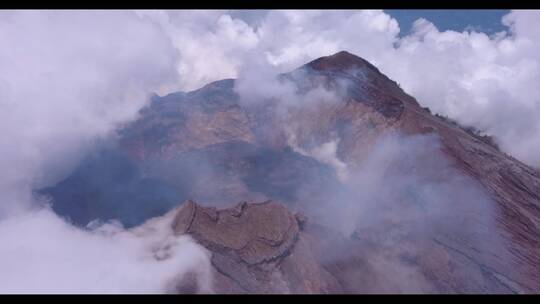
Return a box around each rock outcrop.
[171,200,341,293]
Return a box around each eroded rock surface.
[171,200,341,293]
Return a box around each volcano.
[41,51,540,293]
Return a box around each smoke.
[291,138,349,182]
[0,10,212,293]
[326,133,499,236]
[141,9,540,168]
[297,132,508,292]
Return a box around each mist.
[0,9,534,293]
[0,10,212,294]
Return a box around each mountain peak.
[44,51,540,293]
[306,50,381,74]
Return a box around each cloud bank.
[143,9,540,167]
[0,207,212,293]
[0,10,211,293]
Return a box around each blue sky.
[229,10,512,36]
[385,10,511,35]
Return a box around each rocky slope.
[42,51,540,293]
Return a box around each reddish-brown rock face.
[171,200,341,293]
[45,51,540,293]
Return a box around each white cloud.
[0,10,210,294]
[0,10,181,216]
[0,207,212,294]
[145,9,540,167]
[382,11,540,166]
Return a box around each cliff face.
[43,51,540,293]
